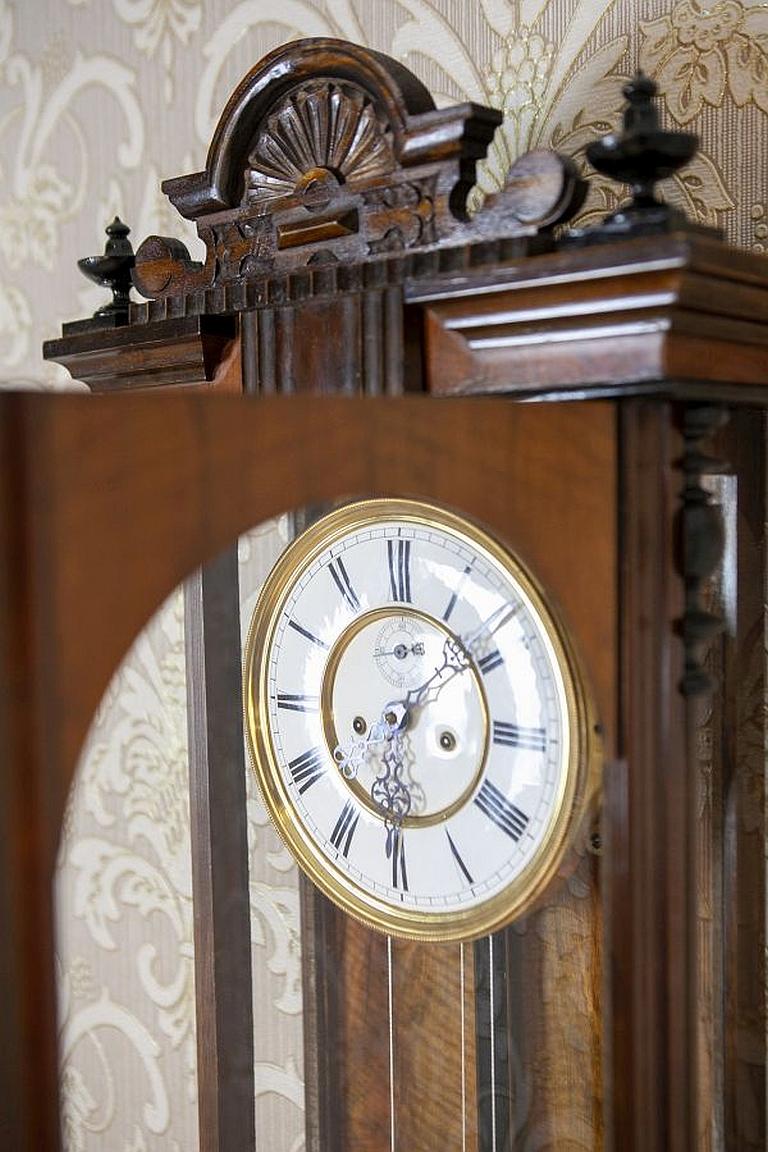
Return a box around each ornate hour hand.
[333,716,389,779]
[332,701,409,779]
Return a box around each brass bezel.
[243,497,600,943]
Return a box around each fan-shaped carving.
[245,81,395,206]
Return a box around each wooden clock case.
[0,36,765,1152]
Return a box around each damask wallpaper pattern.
[0,1,765,1149]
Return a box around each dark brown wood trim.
[0,398,62,1150]
[184,552,255,1152]
[610,401,693,1152]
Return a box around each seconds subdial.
[373,615,428,689]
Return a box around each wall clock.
[244,498,597,941]
[24,33,766,1152]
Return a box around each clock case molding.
[0,36,764,1152]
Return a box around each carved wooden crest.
[132,37,582,304]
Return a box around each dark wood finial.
[77,217,135,322]
[570,72,706,242]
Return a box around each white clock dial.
[244,498,596,941]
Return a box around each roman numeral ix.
[388,538,412,602]
[474,779,529,842]
[492,720,547,753]
[276,693,320,713]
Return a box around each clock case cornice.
[45,231,768,402]
[43,38,768,405]
[45,34,581,393]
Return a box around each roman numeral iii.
[492,720,547,752]
[477,649,504,676]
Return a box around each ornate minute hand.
[334,599,516,785]
[403,635,469,709]
[403,599,518,710]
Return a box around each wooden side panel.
[720,411,766,1151]
[608,401,692,1152]
[0,399,61,1151]
[336,915,391,1149]
[502,853,604,1148]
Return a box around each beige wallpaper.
[1,1,766,1150]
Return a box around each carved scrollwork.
[365,178,436,254]
[245,81,395,207]
[116,40,581,311]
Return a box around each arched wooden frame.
[0,390,616,1152]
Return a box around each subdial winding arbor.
[244,498,597,942]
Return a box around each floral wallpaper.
[0,1,765,1149]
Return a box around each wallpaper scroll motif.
[69,0,204,104]
[56,591,197,1152]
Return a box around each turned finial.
[570,73,706,242]
[77,217,135,322]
